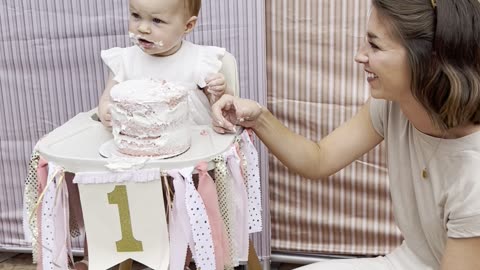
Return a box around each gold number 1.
[108,185,144,252]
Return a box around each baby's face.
[128,0,196,56]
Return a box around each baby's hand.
[205,73,226,103]
[98,100,112,127]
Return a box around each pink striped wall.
[266,0,403,255]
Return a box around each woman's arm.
[253,100,383,179]
[212,96,383,179]
[441,237,480,270]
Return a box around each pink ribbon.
[196,162,228,269]
[66,172,84,231]
[36,158,48,270]
[225,148,249,261]
[52,178,72,270]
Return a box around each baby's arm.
[98,73,118,127]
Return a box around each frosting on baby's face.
[129,32,164,48]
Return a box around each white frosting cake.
[110,79,191,157]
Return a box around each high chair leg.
[118,259,133,270]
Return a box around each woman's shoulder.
[369,98,405,135]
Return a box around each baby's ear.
[184,16,197,33]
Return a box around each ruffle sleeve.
[194,46,226,88]
[100,47,126,83]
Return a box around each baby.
[97,0,230,127]
[78,0,229,269]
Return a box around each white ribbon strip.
[224,147,249,262]
[41,163,63,270]
[180,167,216,270]
[168,170,192,270]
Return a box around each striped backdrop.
[266,0,403,255]
[0,0,270,263]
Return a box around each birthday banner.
[75,170,168,270]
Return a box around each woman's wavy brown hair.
[373,0,480,129]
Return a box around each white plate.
[98,139,189,160]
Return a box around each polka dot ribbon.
[179,167,216,270]
[40,163,73,270]
[239,131,263,233]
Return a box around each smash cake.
[110,79,191,157]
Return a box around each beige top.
[370,98,480,268]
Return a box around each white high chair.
[38,49,264,270]
[220,52,240,97]
[116,52,240,270]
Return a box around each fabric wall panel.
[0,0,270,261]
[266,0,403,255]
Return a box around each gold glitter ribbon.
[24,151,40,262]
[213,155,237,269]
[162,170,173,218]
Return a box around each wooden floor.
[0,252,302,270]
[0,253,36,270]
[0,253,149,270]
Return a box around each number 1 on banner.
[108,185,144,252]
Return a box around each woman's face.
[355,7,412,102]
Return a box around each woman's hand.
[205,73,226,103]
[211,94,263,134]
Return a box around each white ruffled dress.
[101,40,226,125]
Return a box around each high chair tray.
[37,109,238,173]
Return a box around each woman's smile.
[366,70,378,83]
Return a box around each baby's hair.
[184,0,201,17]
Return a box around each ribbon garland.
[32,130,262,269]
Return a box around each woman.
[212,0,480,269]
